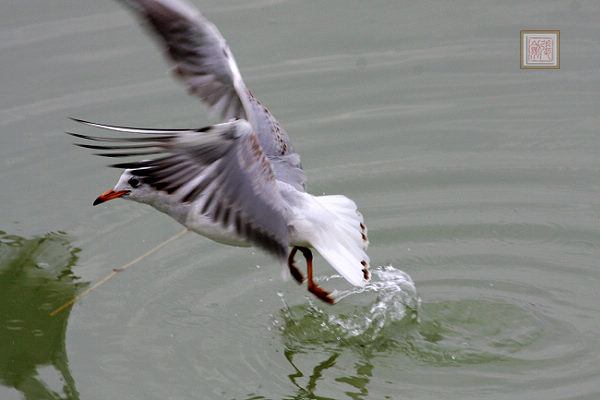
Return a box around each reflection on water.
[276,266,417,399]
[0,231,88,400]
[284,351,363,400]
[275,265,574,398]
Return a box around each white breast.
[142,190,251,248]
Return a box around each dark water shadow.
[0,231,88,400]
[282,348,375,400]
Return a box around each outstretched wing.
[120,0,250,121]
[118,0,307,192]
[69,118,289,260]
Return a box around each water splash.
[275,265,419,348]
[275,265,564,367]
[333,265,418,310]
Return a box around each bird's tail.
[307,195,370,286]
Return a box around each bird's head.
[93,169,153,206]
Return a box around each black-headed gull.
[69,0,370,303]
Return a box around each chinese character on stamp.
[520,30,560,69]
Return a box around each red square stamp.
[520,30,560,69]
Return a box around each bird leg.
[290,246,335,304]
[287,246,304,283]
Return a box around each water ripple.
[275,265,580,368]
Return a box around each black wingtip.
[65,132,87,139]
[109,162,145,169]
[73,143,110,150]
[94,150,163,158]
[69,117,89,125]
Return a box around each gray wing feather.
[117,0,307,191]
[70,119,289,260]
[269,154,306,192]
[120,0,249,121]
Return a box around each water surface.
[1,0,599,399]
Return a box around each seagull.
[69,0,370,303]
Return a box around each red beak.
[93,189,129,206]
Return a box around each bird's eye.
[128,177,141,188]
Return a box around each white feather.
[284,187,370,287]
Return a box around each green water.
[1,0,599,399]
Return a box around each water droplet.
[274,265,418,346]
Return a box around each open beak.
[93,189,130,206]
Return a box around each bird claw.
[308,282,335,304]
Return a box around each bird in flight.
[69,0,370,303]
